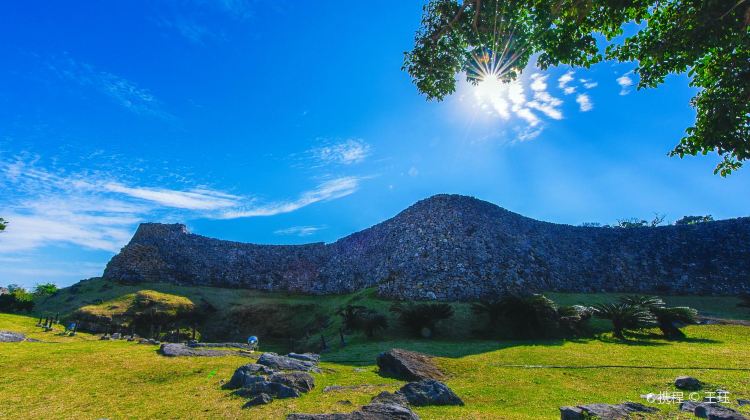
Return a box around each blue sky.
[1,1,748,288]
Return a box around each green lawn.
[2,312,749,419]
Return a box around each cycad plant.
[591,302,655,339]
[620,295,697,339]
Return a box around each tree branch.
[431,1,471,43]
[473,0,482,34]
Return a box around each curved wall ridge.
[103,195,750,300]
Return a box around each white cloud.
[304,139,371,167]
[274,225,326,237]
[48,55,170,119]
[103,182,239,210]
[218,177,360,218]
[408,167,419,177]
[558,71,575,91]
[617,74,633,95]
[580,79,598,89]
[576,93,593,112]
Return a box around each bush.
[472,293,564,339]
[0,288,35,313]
[390,302,453,338]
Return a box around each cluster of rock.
[289,379,463,420]
[286,349,462,419]
[560,401,658,419]
[562,376,749,419]
[102,194,750,300]
[0,330,32,342]
[224,352,320,408]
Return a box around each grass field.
[3,286,750,419]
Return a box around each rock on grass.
[398,379,463,407]
[376,349,445,381]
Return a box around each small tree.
[33,283,59,297]
[592,302,655,339]
[390,302,454,338]
[336,304,367,333]
[675,215,714,225]
[0,218,7,231]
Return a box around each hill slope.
[103,194,750,300]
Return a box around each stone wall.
[103,194,750,300]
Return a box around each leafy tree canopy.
[0,218,6,231]
[33,283,59,297]
[404,0,750,175]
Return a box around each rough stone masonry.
[102,194,750,301]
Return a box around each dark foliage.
[592,302,655,339]
[0,288,35,313]
[472,293,584,339]
[620,295,698,339]
[336,304,389,338]
[390,302,454,338]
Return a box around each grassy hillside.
[32,278,750,351]
[1,312,749,419]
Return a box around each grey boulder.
[675,376,703,390]
[0,331,27,342]
[398,379,463,407]
[234,380,300,399]
[376,349,444,381]
[560,402,658,419]
[370,391,409,407]
[268,372,315,393]
[243,393,273,408]
[694,404,748,420]
[257,352,320,373]
[224,363,277,389]
[288,352,321,363]
[159,343,237,357]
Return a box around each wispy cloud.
[303,139,371,167]
[219,177,360,218]
[617,74,634,95]
[274,225,326,237]
[48,54,171,119]
[0,157,362,253]
[576,93,593,112]
[102,183,240,210]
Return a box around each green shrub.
[0,288,35,313]
[472,293,563,339]
[619,295,698,339]
[592,302,655,339]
